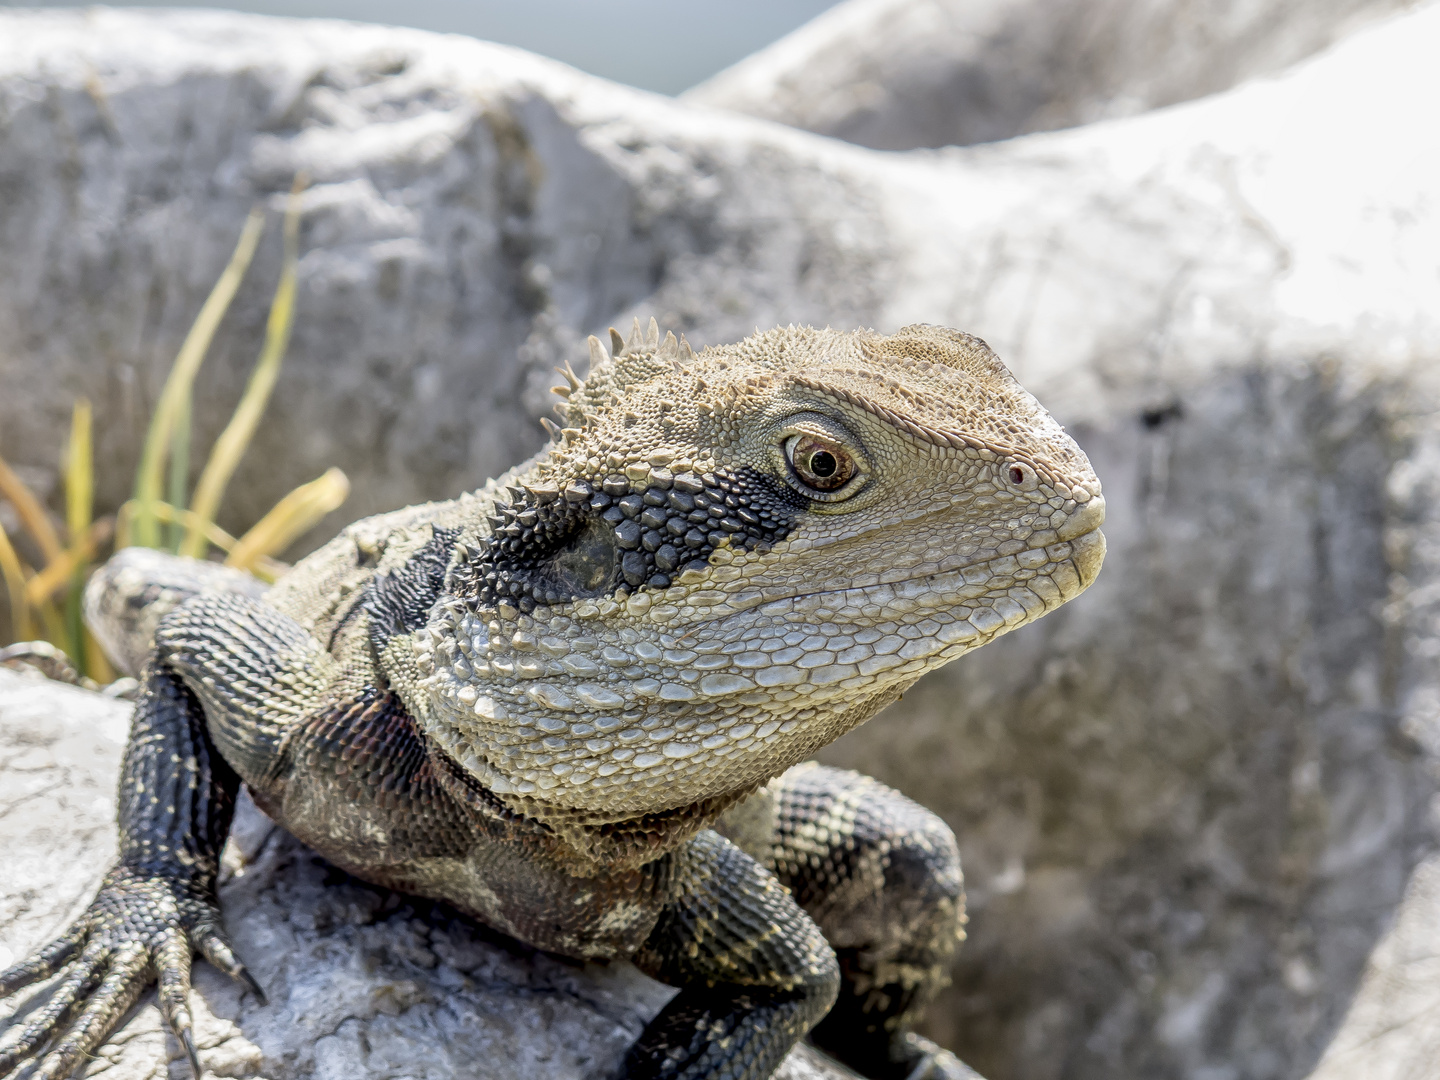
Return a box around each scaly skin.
[1,320,1103,1080]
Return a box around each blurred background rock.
[687,0,1422,148]
[2,3,1439,1080]
[0,0,841,96]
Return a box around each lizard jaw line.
[686,526,1105,629]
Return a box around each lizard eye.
[785,434,856,493]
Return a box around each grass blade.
[64,399,94,673]
[225,467,348,574]
[0,454,63,564]
[35,596,69,658]
[120,498,237,552]
[84,627,115,685]
[131,208,265,549]
[0,524,32,642]
[182,177,306,558]
[65,400,94,546]
[166,395,190,552]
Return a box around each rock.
[0,669,850,1080]
[802,7,1440,1078]
[684,0,1419,149]
[3,5,1440,1080]
[0,8,892,562]
[1303,853,1440,1080]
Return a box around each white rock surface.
[811,9,1440,1074]
[685,0,1419,149]
[1304,854,1440,1080]
[0,669,848,1080]
[2,5,1440,1079]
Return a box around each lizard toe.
[192,925,266,1007]
[0,866,239,1080]
[156,932,203,1080]
[0,949,105,1075]
[0,927,85,999]
[32,945,150,1080]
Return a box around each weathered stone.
[2,5,1440,1080]
[0,8,891,568]
[685,0,1418,149]
[0,669,850,1080]
[1304,854,1440,1080]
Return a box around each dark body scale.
[1,498,966,1080]
[238,520,698,962]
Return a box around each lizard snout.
[1055,493,1105,590]
[1056,492,1105,541]
[1070,529,1106,589]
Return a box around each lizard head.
[417,319,1104,817]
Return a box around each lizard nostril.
[1006,463,1037,490]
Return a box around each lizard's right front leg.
[624,830,840,1080]
[0,592,334,1079]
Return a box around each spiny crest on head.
[549,317,696,435]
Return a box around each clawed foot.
[894,1034,985,1080]
[0,866,263,1079]
[0,641,138,699]
[809,1032,986,1080]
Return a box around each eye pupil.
[786,434,856,494]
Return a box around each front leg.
[767,765,972,1080]
[625,830,840,1080]
[0,589,333,1079]
[0,659,255,1079]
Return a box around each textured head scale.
[416,319,1105,819]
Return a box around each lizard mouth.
[695,496,1105,616]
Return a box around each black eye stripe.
[453,468,802,613]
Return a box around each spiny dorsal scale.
[557,361,582,391]
[609,327,624,356]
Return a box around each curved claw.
[194,926,266,1007]
[178,1029,203,1080]
[156,933,202,1079]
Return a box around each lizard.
[0,318,1105,1080]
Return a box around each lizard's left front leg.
[0,592,334,1079]
[624,830,840,1080]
